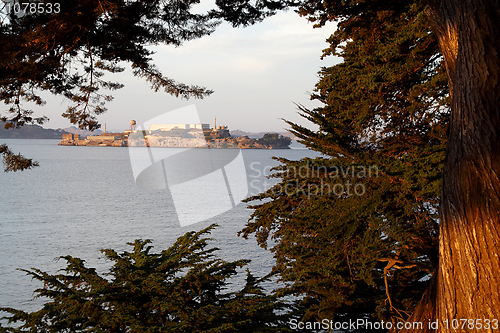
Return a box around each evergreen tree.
[0,0,218,129]
[0,0,294,171]
[290,0,500,327]
[0,0,219,171]
[415,0,500,327]
[0,225,290,332]
[222,0,500,328]
[240,1,449,328]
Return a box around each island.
[59,121,292,149]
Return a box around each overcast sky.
[37,8,339,133]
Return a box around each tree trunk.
[402,0,500,331]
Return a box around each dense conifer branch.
[241,0,448,326]
[0,225,292,332]
[0,0,224,170]
[0,0,219,130]
[0,143,39,171]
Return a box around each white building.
[147,123,210,132]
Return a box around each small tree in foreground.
[0,225,290,333]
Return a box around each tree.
[0,224,291,332]
[0,0,219,127]
[411,0,500,329]
[223,0,500,329]
[240,1,448,328]
[0,0,293,171]
[0,0,214,170]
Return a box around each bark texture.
[403,0,500,331]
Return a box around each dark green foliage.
[0,0,218,131]
[240,0,449,329]
[0,0,295,171]
[0,225,291,332]
[213,0,295,27]
[0,0,224,171]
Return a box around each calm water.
[0,139,321,312]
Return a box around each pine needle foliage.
[240,0,449,329]
[0,0,219,132]
[0,0,225,171]
[0,225,291,332]
[0,0,294,172]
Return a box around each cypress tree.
[1,225,290,332]
[240,1,449,327]
[223,0,500,327]
[0,0,218,171]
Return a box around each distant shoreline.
[1,123,297,141]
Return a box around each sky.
[36,7,340,133]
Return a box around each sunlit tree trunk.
[403,0,500,331]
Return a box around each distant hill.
[0,124,296,141]
[0,122,69,139]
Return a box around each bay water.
[0,139,321,313]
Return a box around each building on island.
[87,135,121,141]
[61,133,89,146]
[147,123,210,132]
[59,118,291,149]
[59,132,127,147]
[145,122,230,139]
